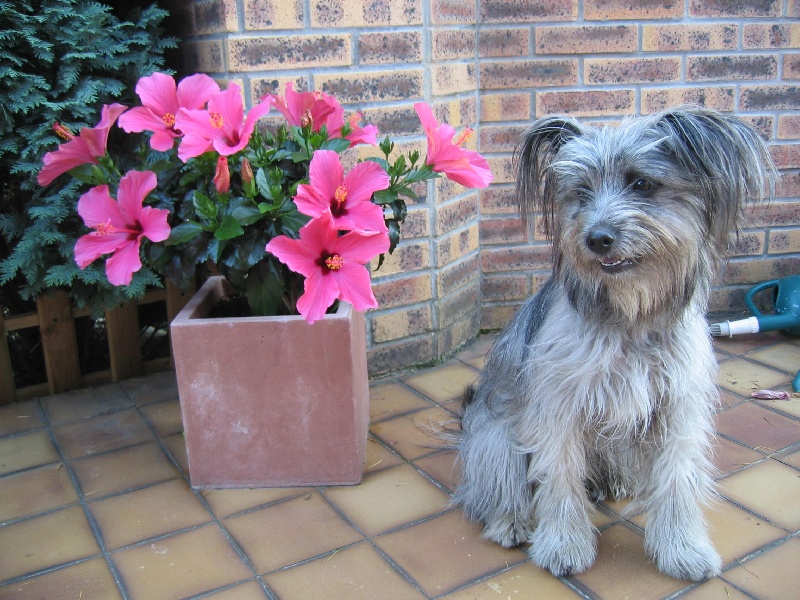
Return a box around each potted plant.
[35,72,493,487]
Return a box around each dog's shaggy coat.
[454,106,775,581]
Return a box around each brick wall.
[167,0,799,374]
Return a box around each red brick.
[642,24,738,52]
[744,201,800,228]
[740,85,800,111]
[316,70,424,104]
[361,105,421,136]
[585,57,681,84]
[372,273,433,308]
[183,40,224,73]
[744,23,800,48]
[641,87,735,114]
[481,245,553,273]
[480,0,576,23]
[366,334,435,376]
[437,254,481,298]
[228,35,351,71]
[536,89,635,117]
[688,55,778,82]
[536,25,637,55]
[479,125,527,152]
[480,60,577,90]
[431,0,477,24]
[432,64,477,96]
[778,115,800,140]
[439,282,481,329]
[359,31,423,65]
[771,144,800,169]
[777,171,800,199]
[729,232,766,257]
[371,241,431,278]
[243,0,303,30]
[768,229,800,254]
[585,0,682,20]
[435,195,479,235]
[486,156,515,185]
[480,187,520,215]
[436,225,480,266]
[479,218,528,245]
[370,305,433,343]
[482,274,531,302]
[785,54,800,80]
[311,0,422,27]
[432,29,478,60]
[193,0,238,34]
[479,28,531,58]
[689,0,781,18]
[480,93,532,122]
[481,304,522,330]
[722,256,800,285]
[437,306,481,354]
[250,76,307,102]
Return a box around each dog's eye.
[633,179,654,193]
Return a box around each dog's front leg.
[526,428,597,577]
[642,414,721,581]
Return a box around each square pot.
[170,276,369,488]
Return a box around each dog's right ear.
[515,116,584,238]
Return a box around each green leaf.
[320,137,350,153]
[192,192,217,221]
[214,215,244,240]
[245,269,285,316]
[165,222,203,245]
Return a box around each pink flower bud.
[213,156,230,194]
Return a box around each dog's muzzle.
[586,225,637,272]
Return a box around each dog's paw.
[528,524,597,577]
[482,518,531,548]
[650,538,722,581]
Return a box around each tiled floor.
[1,331,799,599]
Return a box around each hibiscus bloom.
[38,103,127,187]
[269,83,378,147]
[414,102,493,189]
[175,82,273,161]
[74,170,171,286]
[293,150,389,233]
[118,72,220,151]
[265,214,390,324]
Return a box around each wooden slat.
[166,280,194,323]
[106,302,143,381]
[0,313,17,404]
[36,290,82,394]
[4,311,39,332]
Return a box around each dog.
[454,106,775,581]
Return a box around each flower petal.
[116,170,158,223]
[342,160,390,204]
[334,229,390,264]
[77,185,127,229]
[176,73,220,110]
[73,231,131,268]
[296,269,339,324]
[134,72,178,117]
[333,263,379,312]
[104,238,143,286]
[265,235,320,277]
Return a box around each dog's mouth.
[598,256,638,273]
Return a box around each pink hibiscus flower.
[38,103,127,187]
[414,102,493,189]
[118,72,220,151]
[268,83,378,147]
[175,82,274,161]
[265,214,390,324]
[74,170,171,286]
[293,150,389,233]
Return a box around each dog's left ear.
[655,106,777,252]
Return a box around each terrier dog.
[454,106,775,581]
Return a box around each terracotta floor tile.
[139,400,183,438]
[373,509,527,597]
[573,524,691,599]
[201,486,308,519]
[712,332,784,355]
[0,557,122,600]
[364,436,405,474]
[0,463,78,522]
[717,358,790,395]
[756,395,800,419]
[402,361,478,405]
[677,577,752,599]
[414,449,460,491]
[162,432,189,473]
[747,342,800,375]
[776,443,800,469]
[369,379,435,423]
[440,561,581,599]
[199,579,269,599]
[454,336,494,370]
[70,441,180,499]
[705,499,788,568]
[119,370,179,406]
[111,524,253,600]
[223,492,363,573]
[53,409,154,459]
[40,383,132,425]
[89,479,211,550]
[370,406,456,461]
[263,541,425,599]
[715,401,800,453]
[0,430,60,476]
[718,459,800,531]
[712,435,767,477]
[722,537,800,599]
[324,463,450,537]
[0,505,101,582]
[0,400,45,437]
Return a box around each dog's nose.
[586,226,617,255]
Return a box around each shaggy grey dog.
[455,106,775,581]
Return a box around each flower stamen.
[453,127,473,148]
[94,220,115,235]
[325,254,344,271]
[53,122,74,141]
[334,185,347,207]
[209,112,224,128]
[162,112,176,127]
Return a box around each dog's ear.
[515,116,585,238]
[654,106,777,253]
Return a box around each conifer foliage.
[0,1,176,312]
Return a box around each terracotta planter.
[170,276,370,488]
